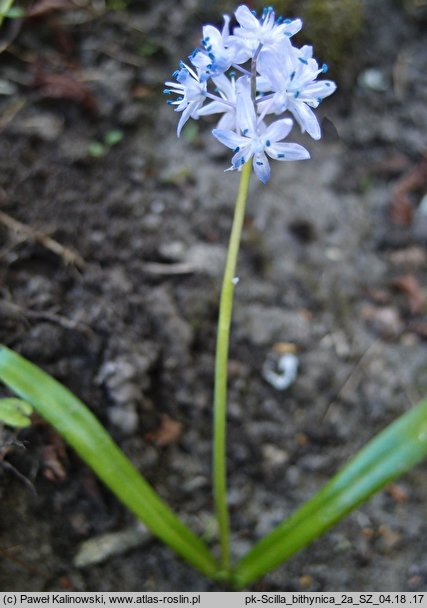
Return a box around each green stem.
[213,160,252,572]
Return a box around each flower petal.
[235,5,259,31]
[266,142,310,161]
[289,101,321,139]
[232,144,252,168]
[235,77,257,136]
[198,100,230,116]
[282,17,303,37]
[202,25,223,50]
[263,118,294,143]
[252,151,271,183]
[257,47,287,91]
[216,111,237,131]
[177,101,198,137]
[303,80,337,100]
[212,74,234,99]
[212,129,248,150]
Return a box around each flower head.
[164,3,336,182]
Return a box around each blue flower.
[190,16,251,79]
[164,64,207,136]
[232,5,302,51]
[257,41,337,139]
[213,78,310,183]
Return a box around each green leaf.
[87,142,106,158]
[0,345,218,580]
[104,129,123,147]
[5,6,25,18]
[0,397,33,427]
[233,395,427,588]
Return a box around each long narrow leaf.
[0,345,218,579]
[233,396,427,588]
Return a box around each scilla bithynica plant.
[164,4,336,573]
[1,4,427,589]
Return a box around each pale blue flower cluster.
[164,4,336,183]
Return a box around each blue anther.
[290,70,296,80]
[166,100,173,105]
[294,90,300,98]
[256,161,263,166]
[243,128,249,135]
[190,49,199,58]
[284,18,292,24]
[325,82,331,87]
[251,9,257,15]
[298,57,308,65]
[234,147,240,153]
[278,153,285,158]
[163,89,170,94]
[276,16,283,24]
[241,158,245,165]
[208,52,215,60]
[229,71,236,77]
[173,70,179,78]
[322,63,328,73]
[266,140,271,146]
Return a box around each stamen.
[290,70,296,81]
[294,90,300,98]
[163,89,171,94]
[266,140,271,147]
[243,128,249,136]
[278,153,285,158]
[284,18,292,24]
[322,63,328,73]
[256,161,263,166]
[233,147,240,153]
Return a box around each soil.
[1,0,427,593]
